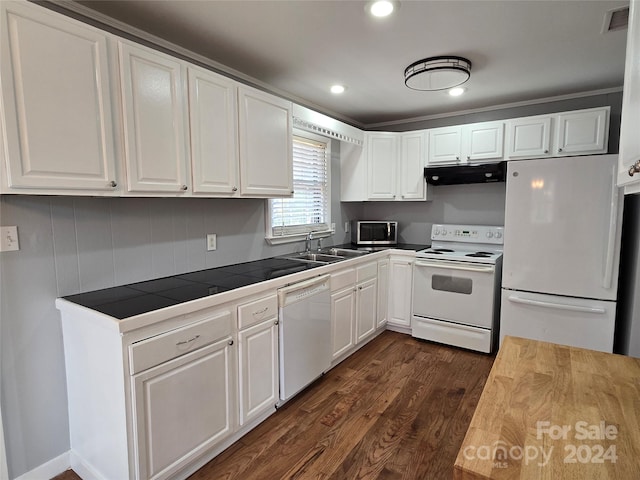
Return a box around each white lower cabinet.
[237,294,279,425]
[331,285,357,360]
[355,262,378,343]
[133,337,235,480]
[388,256,414,331]
[376,259,389,328]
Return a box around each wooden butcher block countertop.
[454,336,640,479]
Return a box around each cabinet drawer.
[357,262,378,282]
[331,268,356,291]
[238,294,277,330]
[129,310,232,374]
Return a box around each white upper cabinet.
[620,0,640,193]
[0,1,118,193]
[462,121,504,162]
[118,40,191,194]
[238,86,293,197]
[187,66,239,195]
[505,115,552,159]
[427,121,504,165]
[428,126,463,164]
[555,107,609,156]
[399,132,427,200]
[506,107,610,161]
[367,133,398,199]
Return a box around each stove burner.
[466,252,493,258]
[433,248,454,252]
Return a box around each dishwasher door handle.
[277,274,331,305]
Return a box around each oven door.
[412,259,496,328]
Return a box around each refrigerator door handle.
[507,295,606,314]
[602,164,619,289]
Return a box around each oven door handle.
[414,259,495,273]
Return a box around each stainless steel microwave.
[351,221,398,245]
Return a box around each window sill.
[265,230,334,246]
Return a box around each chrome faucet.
[305,232,314,253]
[316,237,322,251]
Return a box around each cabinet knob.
[629,159,640,177]
[228,339,234,346]
[456,156,460,161]
[467,156,470,160]
[558,148,563,153]
[274,320,279,326]
[181,185,188,191]
[109,180,117,188]
[232,186,238,192]
[544,150,549,154]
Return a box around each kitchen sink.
[321,247,370,258]
[279,252,346,264]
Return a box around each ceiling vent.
[603,6,629,33]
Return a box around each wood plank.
[454,336,640,480]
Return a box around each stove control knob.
[434,229,441,236]
[495,231,503,239]
[486,231,494,238]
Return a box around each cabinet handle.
[232,186,238,192]
[181,185,188,191]
[228,339,234,346]
[109,180,117,188]
[544,149,549,154]
[274,320,279,326]
[467,156,470,160]
[558,148,563,153]
[456,156,460,161]
[176,334,200,346]
[253,306,269,317]
[628,159,640,177]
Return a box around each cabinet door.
[0,2,118,191]
[238,318,278,425]
[188,66,239,195]
[367,133,397,199]
[118,40,190,193]
[555,107,609,156]
[428,126,462,164]
[356,278,377,343]
[238,86,293,197]
[505,116,551,160]
[399,132,427,200]
[389,258,413,327]
[330,287,356,360]
[619,0,640,191]
[463,121,504,162]
[376,259,389,328]
[133,338,235,480]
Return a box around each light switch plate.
[206,233,217,251]
[0,226,19,251]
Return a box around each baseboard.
[68,451,108,480]
[14,452,70,480]
[385,323,412,335]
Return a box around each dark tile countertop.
[63,243,428,320]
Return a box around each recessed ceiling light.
[330,85,346,94]
[449,87,466,97]
[368,1,395,18]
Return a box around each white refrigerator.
[500,154,623,352]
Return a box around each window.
[267,132,331,243]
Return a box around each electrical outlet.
[0,226,19,252]
[206,233,217,251]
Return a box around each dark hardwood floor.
[52,331,495,480]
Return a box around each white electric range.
[412,224,504,353]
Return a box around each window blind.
[270,136,329,237]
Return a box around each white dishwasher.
[277,274,331,403]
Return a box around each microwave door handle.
[602,164,619,289]
[414,260,495,273]
[387,223,391,240]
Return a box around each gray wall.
[0,142,354,478]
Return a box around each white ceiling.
[73,0,629,128]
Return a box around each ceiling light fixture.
[404,56,472,91]
[449,87,466,97]
[368,0,396,18]
[330,85,346,94]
